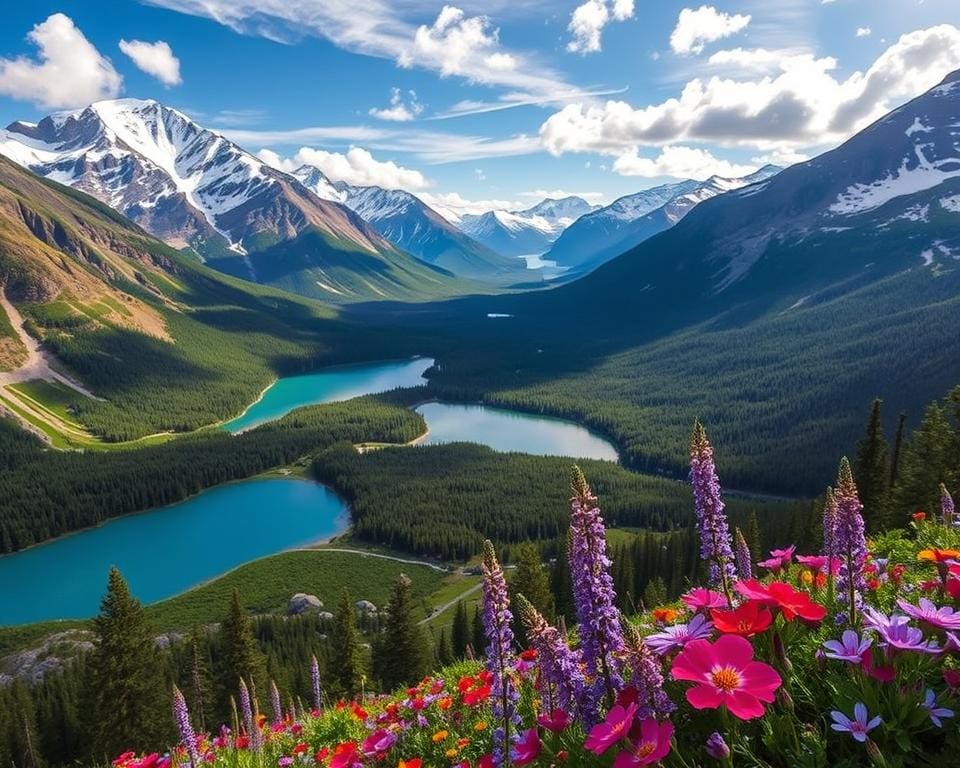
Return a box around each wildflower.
[942,484,955,526]
[681,588,727,612]
[432,731,449,743]
[646,613,714,655]
[896,598,960,630]
[474,721,488,732]
[704,732,730,760]
[651,607,678,624]
[329,742,361,768]
[834,458,868,622]
[822,630,872,663]
[278,759,292,767]
[584,701,638,755]
[860,653,895,682]
[569,467,625,715]
[613,719,673,767]
[822,487,838,562]
[398,760,422,768]
[710,600,773,637]
[361,730,396,757]
[481,541,521,767]
[690,421,737,596]
[797,555,840,574]
[172,686,200,768]
[536,710,572,733]
[622,624,675,718]
[671,634,781,720]
[517,594,585,716]
[511,729,541,767]
[830,703,881,743]
[270,680,282,724]
[921,689,955,727]
[758,545,796,573]
[238,679,260,753]
[734,528,753,580]
[913,511,927,523]
[944,669,960,689]
[310,656,322,711]
[734,580,826,622]
[862,608,940,653]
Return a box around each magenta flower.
[584,701,638,755]
[511,729,541,766]
[360,729,396,757]
[830,703,881,743]
[797,555,841,574]
[760,545,796,571]
[822,630,873,663]
[671,635,782,720]
[536,710,572,733]
[682,587,727,611]
[922,689,955,728]
[863,608,940,654]
[646,613,714,655]
[896,598,960,631]
[611,719,673,767]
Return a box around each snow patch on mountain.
[940,194,960,212]
[905,117,934,137]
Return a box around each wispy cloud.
[429,86,629,120]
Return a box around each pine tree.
[83,568,168,761]
[3,681,42,768]
[186,627,214,733]
[471,603,486,656]
[373,574,428,690]
[642,577,667,609]
[509,543,554,645]
[889,412,907,487]
[451,601,470,659]
[747,511,762,564]
[435,628,454,667]
[327,590,365,698]
[893,403,958,522]
[218,591,266,716]
[855,398,890,532]
[549,536,573,622]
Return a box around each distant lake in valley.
[415,402,619,461]
[223,357,433,433]
[0,478,347,625]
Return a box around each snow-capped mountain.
[459,196,597,257]
[546,167,781,272]
[311,179,525,280]
[553,69,960,320]
[292,164,345,203]
[0,99,466,302]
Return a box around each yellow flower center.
[634,742,655,758]
[710,666,742,692]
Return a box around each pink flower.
[671,634,782,720]
[360,729,396,757]
[584,702,638,755]
[536,710,572,733]
[612,719,674,767]
[511,729,541,766]
[796,555,840,574]
[682,587,728,611]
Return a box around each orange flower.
[801,571,813,585]
[474,721,488,732]
[438,696,453,710]
[398,760,422,768]
[652,607,679,624]
[432,731,449,743]
[456,738,470,748]
[918,549,960,563]
[444,749,459,759]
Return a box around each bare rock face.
[288,593,324,615]
[0,630,95,685]
[355,599,378,615]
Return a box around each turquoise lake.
[223,357,433,433]
[415,402,619,461]
[0,478,347,626]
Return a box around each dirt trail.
[0,293,97,398]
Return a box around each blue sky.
[1,0,960,214]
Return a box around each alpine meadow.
[1,3,960,768]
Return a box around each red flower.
[913,511,927,522]
[350,703,367,720]
[735,580,826,622]
[329,742,360,768]
[520,648,538,661]
[537,710,572,733]
[710,600,773,637]
[512,729,541,766]
[477,755,495,768]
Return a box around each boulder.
[355,599,378,614]
[288,593,323,615]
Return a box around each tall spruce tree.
[218,591,266,716]
[855,398,890,532]
[509,543,555,645]
[327,590,365,698]
[435,628,454,667]
[889,412,907,487]
[471,603,486,656]
[373,574,428,690]
[893,403,958,522]
[83,568,168,761]
[549,536,573,623]
[451,601,470,659]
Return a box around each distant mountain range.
[545,166,781,274]
[459,197,599,258]
[0,100,474,303]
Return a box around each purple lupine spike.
[270,680,282,724]
[238,678,260,752]
[481,540,520,768]
[941,484,955,527]
[734,527,753,580]
[623,624,675,719]
[569,466,625,721]
[310,655,322,711]
[516,594,585,716]
[822,487,838,560]
[834,459,867,623]
[173,685,200,768]
[690,422,736,600]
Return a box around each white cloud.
[143,1,575,98]
[707,46,792,72]
[418,191,526,220]
[118,39,181,86]
[567,0,634,54]
[670,5,752,55]
[369,87,423,121]
[259,146,431,190]
[520,188,605,200]
[474,168,486,181]
[612,145,756,179]
[540,24,960,173]
[856,27,872,38]
[0,13,122,109]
